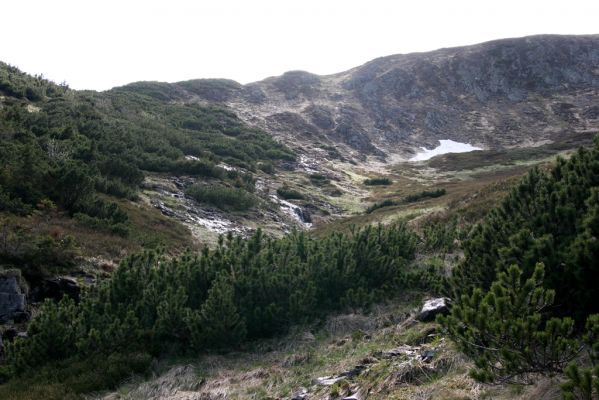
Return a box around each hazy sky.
[3,0,598,91]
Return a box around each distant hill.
[116,34,599,160]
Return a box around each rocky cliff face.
[117,35,599,162]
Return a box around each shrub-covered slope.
[453,136,599,323]
[0,62,295,277]
[0,61,293,216]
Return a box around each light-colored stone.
[416,297,451,322]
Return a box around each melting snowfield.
[410,140,482,161]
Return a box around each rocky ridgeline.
[117,35,599,162]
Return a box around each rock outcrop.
[0,271,27,324]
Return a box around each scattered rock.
[316,375,344,386]
[339,364,367,379]
[291,387,308,400]
[583,105,599,119]
[294,207,312,224]
[383,344,420,359]
[416,297,451,322]
[421,349,436,363]
[342,389,364,400]
[316,364,367,387]
[156,202,176,217]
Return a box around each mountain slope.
[3,35,598,263]
[0,62,303,278]
[3,35,599,400]
[117,34,599,162]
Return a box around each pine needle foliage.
[3,223,418,378]
[0,62,293,218]
[440,263,579,384]
[452,136,599,323]
[562,314,599,399]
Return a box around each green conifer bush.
[440,263,579,383]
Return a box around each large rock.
[294,207,312,224]
[416,297,451,322]
[30,276,80,302]
[0,271,27,324]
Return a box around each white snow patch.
[217,163,236,171]
[410,140,481,161]
[26,104,40,113]
[187,213,235,234]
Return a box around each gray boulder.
[416,297,451,322]
[294,207,312,224]
[0,271,27,324]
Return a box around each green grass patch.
[404,188,446,203]
[364,178,392,186]
[186,184,258,211]
[277,186,305,200]
[309,173,330,186]
[366,189,446,213]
